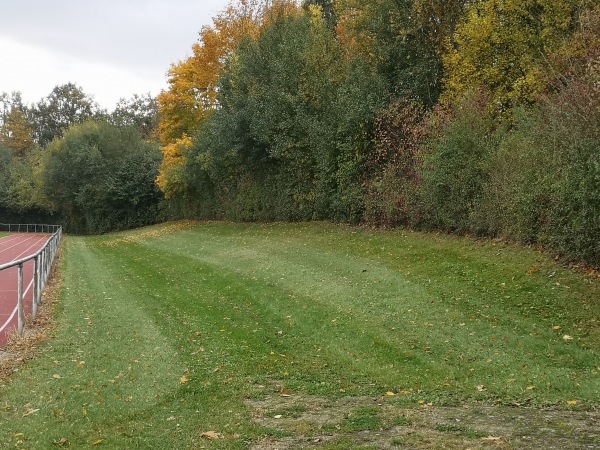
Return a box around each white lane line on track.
[0,278,35,333]
[0,235,49,262]
[0,235,40,256]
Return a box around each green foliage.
[0,144,59,224]
[110,93,159,140]
[433,78,600,264]
[473,109,554,242]
[0,144,12,199]
[419,91,499,233]
[192,13,325,221]
[30,83,100,147]
[335,0,464,106]
[304,0,337,28]
[0,91,25,127]
[541,81,600,264]
[0,107,35,156]
[182,11,385,222]
[325,61,386,222]
[42,121,163,234]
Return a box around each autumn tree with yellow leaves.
[442,0,593,109]
[0,108,35,156]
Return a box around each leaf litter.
[246,394,600,449]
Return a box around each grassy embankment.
[1,222,598,449]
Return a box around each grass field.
[1,221,599,449]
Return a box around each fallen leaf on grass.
[567,400,578,405]
[526,386,536,390]
[180,376,189,384]
[22,408,39,417]
[52,374,61,379]
[386,391,396,396]
[562,335,573,341]
[53,438,68,446]
[552,325,561,330]
[91,439,104,446]
[200,431,223,440]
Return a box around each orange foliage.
[157,1,263,145]
[157,0,301,197]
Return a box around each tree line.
[0,84,162,234]
[157,0,600,266]
[2,0,600,267]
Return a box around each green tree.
[334,0,465,106]
[30,83,100,147]
[0,144,13,206]
[198,9,328,220]
[110,93,159,140]
[184,6,384,221]
[42,121,163,234]
[420,91,499,232]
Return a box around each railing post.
[33,256,39,318]
[41,248,47,289]
[17,263,24,336]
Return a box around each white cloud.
[0,0,231,110]
[0,37,165,109]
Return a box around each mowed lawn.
[1,221,599,448]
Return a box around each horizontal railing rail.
[0,223,61,234]
[0,225,62,336]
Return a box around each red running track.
[0,233,51,347]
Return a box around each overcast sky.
[0,0,231,110]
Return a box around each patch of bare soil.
[247,394,600,449]
[0,252,61,383]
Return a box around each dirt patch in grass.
[0,251,61,382]
[247,395,600,449]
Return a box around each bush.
[43,121,164,234]
[542,80,600,264]
[363,98,426,227]
[473,109,555,242]
[419,91,498,233]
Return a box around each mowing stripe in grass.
[0,222,598,449]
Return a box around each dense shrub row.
[158,2,600,266]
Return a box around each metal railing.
[0,225,62,335]
[0,223,61,234]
